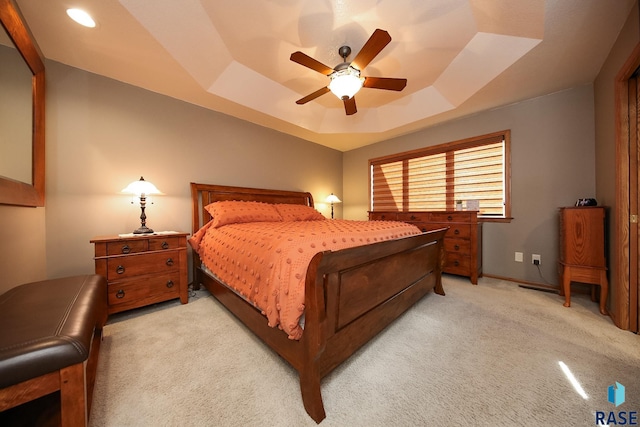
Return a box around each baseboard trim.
[482,273,560,292]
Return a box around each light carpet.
[89,276,640,426]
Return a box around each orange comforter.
[189,219,421,339]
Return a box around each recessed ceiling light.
[66,8,96,28]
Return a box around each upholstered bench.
[0,275,107,426]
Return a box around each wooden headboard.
[190,183,315,234]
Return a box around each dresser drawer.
[397,212,429,222]
[428,212,474,223]
[444,238,470,254]
[369,212,398,221]
[367,211,481,284]
[446,224,471,239]
[425,223,471,239]
[108,272,181,307]
[106,251,180,280]
[444,252,471,274]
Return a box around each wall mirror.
[0,0,45,207]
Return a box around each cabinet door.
[561,208,606,268]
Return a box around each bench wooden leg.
[60,363,88,426]
[0,363,88,426]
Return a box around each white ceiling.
[14,0,637,151]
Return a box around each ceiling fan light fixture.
[328,67,364,100]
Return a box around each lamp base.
[133,225,154,234]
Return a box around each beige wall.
[343,85,597,285]
[3,3,638,294]
[0,60,343,292]
[594,3,639,316]
[0,206,46,293]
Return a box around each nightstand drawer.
[107,240,148,256]
[108,272,181,307]
[149,237,183,251]
[106,251,180,280]
[92,232,189,315]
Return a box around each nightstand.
[90,232,189,314]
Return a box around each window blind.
[370,131,509,217]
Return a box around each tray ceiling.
[15,0,636,151]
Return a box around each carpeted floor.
[89,276,640,426]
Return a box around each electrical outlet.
[515,252,523,262]
[532,254,541,265]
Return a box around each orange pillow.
[205,201,282,228]
[274,204,325,221]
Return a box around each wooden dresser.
[558,207,608,315]
[90,232,189,314]
[369,211,482,284]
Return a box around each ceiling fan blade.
[290,51,335,75]
[351,29,392,71]
[343,97,357,115]
[296,87,331,105]
[363,77,407,91]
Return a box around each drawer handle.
[410,215,416,220]
[161,241,169,250]
[381,215,386,220]
[454,260,460,267]
[454,244,460,251]
[121,245,131,254]
[166,258,174,266]
[116,265,125,274]
[116,289,125,299]
[421,228,427,232]
[166,280,174,288]
[454,229,460,235]
[447,215,453,221]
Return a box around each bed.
[190,183,447,423]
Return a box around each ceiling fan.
[290,29,407,116]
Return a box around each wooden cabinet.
[369,211,482,284]
[558,207,608,315]
[91,232,189,314]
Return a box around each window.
[370,130,511,220]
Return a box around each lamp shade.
[325,193,342,204]
[328,67,364,100]
[121,176,162,196]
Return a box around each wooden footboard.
[300,229,446,422]
[190,183,446,423]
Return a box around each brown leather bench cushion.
[0,275,107,388]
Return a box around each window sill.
[479,216,513,223]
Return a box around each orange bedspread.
[190,219,421,339]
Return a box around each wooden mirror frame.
[0,0,45,207]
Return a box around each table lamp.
[325,193,342,219]
[122,176,162,234]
